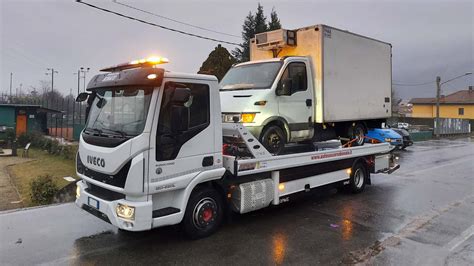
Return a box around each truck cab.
[220,56,314,154]
[76,58,225,232]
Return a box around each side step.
[152,207,180,218]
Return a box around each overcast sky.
[1,0,473,99]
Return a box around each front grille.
[86,183,125,201]
[78,155,131,188]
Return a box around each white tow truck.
[75,57,399,239]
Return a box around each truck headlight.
[76,184,81,199]
[116,203,135,220]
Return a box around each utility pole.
[435,76,441,138]
[9,73,13,101]
[45,68,59,107]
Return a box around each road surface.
[1,137,473,265]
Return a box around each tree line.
[198,3,282,80]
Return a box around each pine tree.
[232,12,255,62]
[198,44,236,81]
[232,3,282,62]
[254,3,268,34]
[268,8,281,30]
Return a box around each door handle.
[306,99,312,107]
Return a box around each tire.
[348,163,367,193]
[348,123,366,146]
[182,186,224,239]
[260,125,286,155]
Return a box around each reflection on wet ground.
[1,137,473,265]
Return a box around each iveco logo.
[87,155,105,168]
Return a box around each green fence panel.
[410,131,433,142]
[73,124,85,141]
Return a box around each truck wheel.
[349,163,367,193]
[260,125,286,155]
[348,123,366,146]
[182,186,224,239]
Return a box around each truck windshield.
[220,61,282,90]
[85,87,153,137]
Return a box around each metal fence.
[0,92,86,141]
[434,118,471,135]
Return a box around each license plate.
[88,197,100,209]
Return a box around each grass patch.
[8,148,77,207]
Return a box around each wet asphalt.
[1,137,473,265]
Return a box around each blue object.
[366,128,403,147]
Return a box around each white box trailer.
[250,24,392,123]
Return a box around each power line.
[76,0,240,46]
[112,0,241,39]
[392,80,435,86]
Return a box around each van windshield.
[84,87,153,138]
[220,61,282,90]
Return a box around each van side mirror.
[172,87,191,103]
[170,87,191,133]
[76,92,89,102]
[276,78,292,96]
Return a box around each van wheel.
[182,187,224,239]
[348,123,366,146]
[260,125,286,155]
[349,163,367,193]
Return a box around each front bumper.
[75,181,152,231]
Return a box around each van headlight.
[116,203,135,220]
[222,113,256,123]
[384,138,392,142]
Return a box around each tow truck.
[75,57,399,239]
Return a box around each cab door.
[148,79,218,209]
[276,60,313,141]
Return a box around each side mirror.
[172,87,191,103]
[170,87,191,133]
[276,78,292,96]
[96,97,107,108]
[171,106,189,133]
[76,92,89,102]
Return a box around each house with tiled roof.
[410,86,474,119]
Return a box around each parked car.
[366,128,403,148]
[391,128,413,149]
[392,122,411,129]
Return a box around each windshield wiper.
[109,130,128,138]
[100,128,130,138]
[85,127,105,136]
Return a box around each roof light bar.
[101,56,169,72]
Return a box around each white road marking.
[446,224,474,251]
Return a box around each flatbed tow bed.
[220,123,398,214]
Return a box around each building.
[410,87,474,119]
[0,104,60,137]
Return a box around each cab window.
[277,62,308,95]
[156,82,210,161]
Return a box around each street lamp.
[80,67,90,92]
[435,72,472,137]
